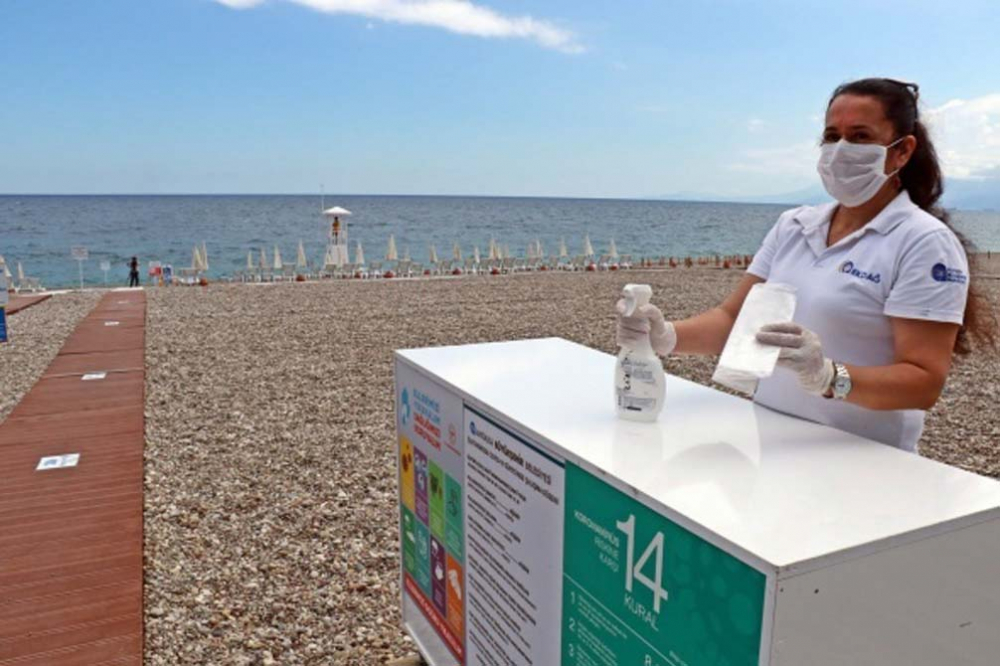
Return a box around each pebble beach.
[1,269,998,665]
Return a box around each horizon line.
[0,192,801,206]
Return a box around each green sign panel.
[429,461,446,540]
[562,463,766,666]
[444,473,464,561]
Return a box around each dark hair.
[829,78,996,354]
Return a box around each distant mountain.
[656,176,1000,211]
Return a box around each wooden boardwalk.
[0,290,145,665]
[5,294,52,316]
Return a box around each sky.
[1,0,999,199]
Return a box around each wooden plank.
[5,294,52,316]
[42,349,144,377]
[9,372,144,418]
[0,292,145,665]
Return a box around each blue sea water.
[1,195,998,288]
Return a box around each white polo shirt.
[747,190,969,451]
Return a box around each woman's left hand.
[756,323,835,395]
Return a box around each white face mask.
[817,137,904,207]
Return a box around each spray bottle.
[615,284,666,422]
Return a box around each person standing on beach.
[617,78,995,453]
[128,256,140,288]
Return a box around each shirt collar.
[792,190,917,237]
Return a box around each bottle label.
[617,390,657,411]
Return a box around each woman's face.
[823,93,916,174]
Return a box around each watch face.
[834,367,852,398]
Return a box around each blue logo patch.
[932,263,967,284]
[469,421,477,436]
[839,260,881,284]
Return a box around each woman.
[618,78,994,452]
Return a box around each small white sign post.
[100,260,111,286]
[71,247,89,289]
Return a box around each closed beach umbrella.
[559,237,568,258]
[192,246,203,271]
[201,242,209,271]
[273,245,283,271]
[503,244,511,260]
[452,242,462,262]
[473,246,481,263]
[488,238,498,261]
[296,240,308,268]
[259,247,268,269]
[536,239,545,259]
[583,234,595,257]
[0,256,10,279]
[609,238,619,259]
[355,241,365,265]
[526,242,536,260]
[323,244,334,267]
[403,246,411,262]
[17,262,25,282]
[247,250,254,271]
[429,244,439,264]
[387,235,398,261]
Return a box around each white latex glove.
[615,300,678,357]
[756,322,834,396]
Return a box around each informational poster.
[0,307,7,344]
[562,463,766,666]
[396,364,467,663]
[463,407,566,666]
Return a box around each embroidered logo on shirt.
[839,261,881,284]
[931,263,967,284]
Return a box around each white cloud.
[213,0,583,53]
[924,93,1000,180]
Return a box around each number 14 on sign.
[616,514,669,613]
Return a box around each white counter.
[395,337,1000,666]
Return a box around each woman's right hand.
[615,300,678,356]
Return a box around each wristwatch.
[826,361,852,400]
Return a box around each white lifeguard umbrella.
[322,206,352,217]
[473,246,481,263]
[609,238,619,259]
[296,240,308,268]
[559,237,568,258]
[452,241,462,262]
[387,235,398,261]
[273,245,283,271]
[259,247,268,269]
[355,240,365,266]
[429,244,439,264]
[201,242,209,270]
[583,234,595,257]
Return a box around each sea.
[1,195,998,288]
